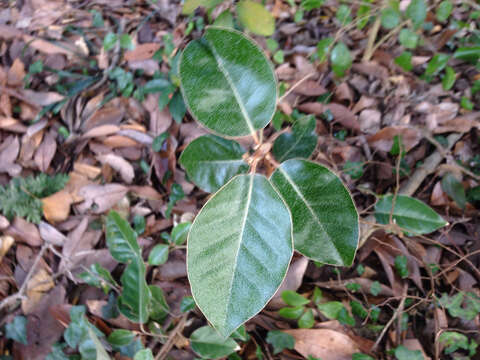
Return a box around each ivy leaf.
[5,316,28,345]
[179,135,249,193]
[187,174,293,337]
[180,27,277,137]
[237,0,275,36]
[395,51,413,71]
[442,66,456,90]
[330,42,352,77]
[103,32,117,51]
[266,331,295,354]
[316,37,333,63]
[425,54,449,76]
[441,173,467,209]
[148,244,169,265]
[120,34,134,50]
[87,327,111,360]
[394,345,424,360]
[272,116,317,162]
[278,306,304,319]
[406,0,427,29]
[399,29,419,49]
[108,330,135,347]
[375,195,447,235]
[134,349,154,360]
[381,7,401,29]
[190,326,238,359]
[436,0,453,22]
[298,308,315,328]
[270,159,359,266]
[281,290,310,307]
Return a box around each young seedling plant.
[178,26,359,337]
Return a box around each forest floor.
[0,0,479,359]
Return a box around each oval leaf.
[375,194,448,235]
[179,135,249,193]
[190,326,238,359]
[106,211,141,263]
[187,174,293,337]
[270,159,359,266]
[180,27,277,137]
[330,42,352,77]
[237,0,275,36]
[272,116,317,162]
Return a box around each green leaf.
[316,37,333,63]
[272,116,317,162]
[144,78,171,94]
[152,132,169,153]
[343,161,364,179]
[270,159,359,266]
[375,195,447,235]
[353,354,375,360]
[5,316,28,345]
[425,54,449,76]
[453,46,480,63]
[439,292,480,321]
[441,173,467,209]
[187,174,293,337]
[394,255,409,278]
[179,135,249,193]
[118,260,151,323]
[330,42,352,77]
[87,327,111,360]
[190,326,238,359]
[237,0,275,36]
[266,331,295,355]
[438,331,473,355]
[108,330,134,347]
[180,27,277,137]
[149,285,169,321]
[78,263,118,294]
[395,51,413,71]
[301,0,325,11]
[278,306,304,319]
[171,222,192,245]
[394,345,424,360]
[406,0,427,29]
[436,0,453,22]
[213,11,235,28]
[350,301,368,319]
[182,0,225,15]
[370,281,382,296]
[399,29,419,49]
[298,308,315,328]
[231,325,248,341]
[134,349,154,360]
[442,66,456,90]
[120,34,134,50]
[356,3,371,29]
[180,295,196,313]
[106,211,151,323]
[281,290,310,307]
[169,91,186,123]
[148,244,169,265]
[461,96,474,110]
[336,5,352,24]
[103,32,118,51]
[106,211,141,262]
[337,307,355,326]
[381,7,401,29]
[317,301,343,319]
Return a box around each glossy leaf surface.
[270,159,358,266]
[179,135,249,192]
[272,116,317,162]
[187,174,293,337]
[190,326,238,359]
[237,0,275,36]
[375,194,447,235]
[180,27,277,137]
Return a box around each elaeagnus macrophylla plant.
[178,26,359,337]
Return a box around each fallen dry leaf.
[76,183,128,214]
[124,43,161,62]
[22,267,54,314]
[34,131,57,172]
[0,235,14,262]
[283,329,361,360]
[39,221,67,246]
[7,58,26,86]
[42,190,74,223]
[368,126,421,152]
[97,153,135,183]
[0,135,21,176]
[5,217,42,247]
[298,102,359,131]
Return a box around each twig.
[371,284,408,351]
[362,15,381,62]
[0,242,49,312]
[277,72,316,104]
[154,314,188,360]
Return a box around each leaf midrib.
[277,167,342,262]
[206,39,256,136]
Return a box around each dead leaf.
[0,116,27,133]
[82,124,120,138]
[5,217,42,246]
[0,215,9,230]
[22,267,54,313]
[144,94,173,136]
[73,162,102,179]
[20,89,64,106]
[298,102,359,131]
[7,58,26,86]
[34,130,57,172]
[42,190,73,223]
[293,80,327,96]
[0,135,21,176]
[0,235,14,261]
[368,126,421,152]
[97,153,135,183]
[76,183,128,214]
[39,221,67,246]
[124,43,161,62]
[359,109,381,134]
[283,329,361,360]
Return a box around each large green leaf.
[272,116,317,162]
[180,27,277,137]
[179,135,249,192]
[190,326,239,359]
[270,159,358,266]
[187,174,293,337]
[375,195,447,235]
[182,0,225,15]
[236,0,275,36]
